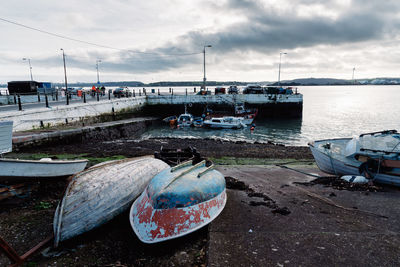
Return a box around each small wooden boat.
[130,160,227,243]
[0,158,88,178]
[309,130,400,186]
[0,120,88,178]
[53,156,169,247]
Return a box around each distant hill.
[3,77,400,88]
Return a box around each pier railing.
[146,93,303,105]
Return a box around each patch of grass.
[85,155,126,165]
[35,201,52,210]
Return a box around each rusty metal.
[0,234,53,266]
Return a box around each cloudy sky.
[1,0,400,84]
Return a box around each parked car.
[113,87,132,97]
[228,85,239,94]
[242,84,264,94]
[214,87,226,95]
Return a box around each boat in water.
[177,113,194,128]
[53,156,169,247]
[309,130,400,186]
[0,121,88,178]
[130,160,227,243]
[203,116,246,129]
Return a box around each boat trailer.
[0,234,53,267]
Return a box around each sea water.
[141,85,400,146]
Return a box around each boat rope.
[277,165,325,178]
[295,186,388,219]
[325,146,339,178]
[390,140,400,153]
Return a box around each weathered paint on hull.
[53,156,169,247]
[130,188,227,243]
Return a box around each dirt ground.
[18,137,313,160]
[0,138,312,266]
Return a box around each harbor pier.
[145,93,303,117]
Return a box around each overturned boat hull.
[53,156,169,247]
[130,160,227,243]
[0,158,88,178]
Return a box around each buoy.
[341,175,369,184]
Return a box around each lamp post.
[203,45,212,90]
[60,48,68,104]
[352,67,356,84]
[22,58,33,81]
[96,59,101,84]
[278,52,287,86]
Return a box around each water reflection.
[141,117,303,145]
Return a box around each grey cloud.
[22,0,400,75]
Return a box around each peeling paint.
[130,161,227,243]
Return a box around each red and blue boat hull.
[130,188,226,243]
[129,160,227,243]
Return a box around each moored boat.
[53,156,169,247]
[177,113,194,128]
[130,160,227,243]
[309,130,400,186]
[203,116,246,129]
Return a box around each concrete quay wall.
[12,117,156,150]
[2,97,146,132]
[145,94,303,117]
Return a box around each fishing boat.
[192,117,204,128]
[53,156,169,247]
[130,160,227,243]
[309,130,400,186]
[203,116,246,129]
[0,120,88,178]
[177,113,194,128]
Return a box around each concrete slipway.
[210,165,400,266]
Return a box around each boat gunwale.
[0,158,89,164]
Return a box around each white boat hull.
[53,156,169,247]
[310,143,400,187]
[0,158,88,178]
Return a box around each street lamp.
[96,59,102,84]
[60,48,68,104]
[352,67,356,84]
[278,52,287,87]
[203,45,212,90]
[22,58,33,81]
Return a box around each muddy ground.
[1,138,312,266]
[17,137,313,161]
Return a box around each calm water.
[141,85,400,146]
